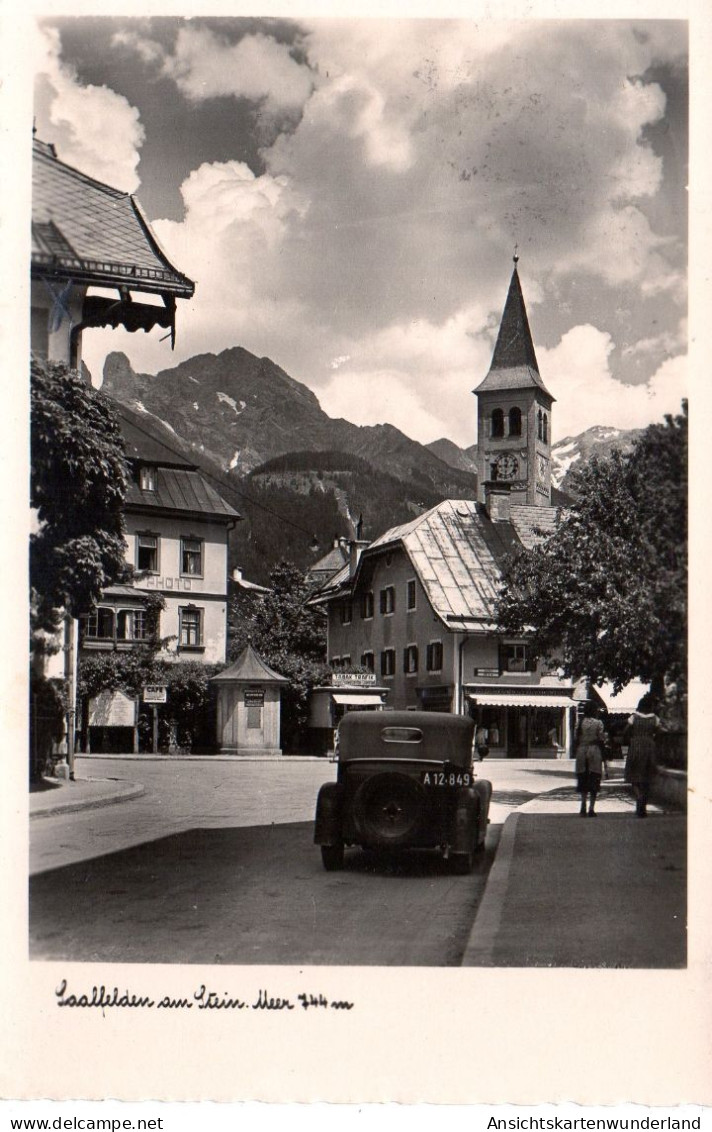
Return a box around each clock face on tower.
[494,454,518,480]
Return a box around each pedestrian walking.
[475,723,489,761]
[624,694,662,818]
[574,702,608,817]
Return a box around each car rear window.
[381,727,423,744]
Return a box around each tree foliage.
[229,560,330,749]
[30,360,130,633]
[496,405,687,698]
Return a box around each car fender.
[314,782,345,846]
[451,785,480,855]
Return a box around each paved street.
[30,756,574,965]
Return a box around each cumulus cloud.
[63,18,688,446]
[541,325,687,438]
[34,25,144,192]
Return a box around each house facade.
[79,407,238,666]
[312,260,578,758]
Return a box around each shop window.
[139,465,157,492]
[381,649,396,677]
[179,606,203,649]
[403,644,419,674]
[426,641,443,672]
[137,533,159,573]
[340,599,353,625]
[508,407,522,437]
[380,586,395,615]
[361,591,374,619]
[406,579,416,611]
[181,537,203,577]
[491,409,504,438]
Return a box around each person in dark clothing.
[574,701,608,817]
[624,694,663,818]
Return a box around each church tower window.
[537,409,543,440]
[543,413,548,443]
[491,409,504,438]
[509,407,522,437]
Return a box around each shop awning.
[332,694,385,706]
[467,693,575,708]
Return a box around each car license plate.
[421,770,473,787]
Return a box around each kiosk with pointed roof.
[473,256,555,508]
[212,641,288,756]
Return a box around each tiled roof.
[31,139,193,297]
[211,642,289,684]
[125,467,239,520]
[473,266,554,401]
[315,498,559,630]
[117,406,195,468]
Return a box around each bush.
[29,674,66,782]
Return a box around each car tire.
[352,772,425,847]
[321,843,345,871]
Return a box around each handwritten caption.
[55,980,353,1013]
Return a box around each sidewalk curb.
[461,812,520,967]
[30,782,146,820]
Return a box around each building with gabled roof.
[80,402,240,671]
[311,259,577,757]
[31,135,194,368]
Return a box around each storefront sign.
[244,689,265,705]
[142,685,167,704]
[332,672,377,686]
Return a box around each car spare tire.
[352,772,425,847]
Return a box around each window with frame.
[179,606,203,648]
[181,537,203,577]
[341,655,351,668]
[491,409,504,438]
[508,406,522,437]
[403,644,419,674]
[340,599,352,625]
[139,465,157,491]
[361,651,375,673]
[361,591,374,619]
[380,586,395,615]
[537,409,543,440]
[502,642,532,673]
[543,413,549,443]
[82,607,115,640]
[426,641,443,672]
[116,608,147,641]
[406,579,416,611]
[137,533,159,573]
[380,649,396,677]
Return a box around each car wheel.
[321,843,345,871]
[352,772,425,847]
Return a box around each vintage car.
[314,710,492,873]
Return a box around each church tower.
[473,257,555,508]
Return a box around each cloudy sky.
[34,16,688,446]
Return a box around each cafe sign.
[142,685,168,704]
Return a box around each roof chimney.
[484,482,512,522]
[349,538,369,578]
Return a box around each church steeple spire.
[489,261,540,374]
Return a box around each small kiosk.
[212,642,288,756]
[309,673,388,755]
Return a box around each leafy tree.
[229,561,330,750]
[496,404,687,701]
[31,359,129,635]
